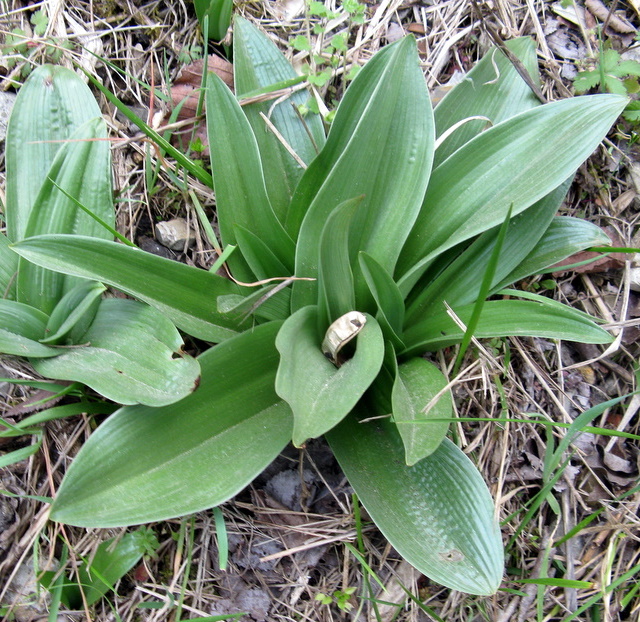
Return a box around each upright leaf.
[397,94,628,292]
[16,117,113,314]
[5,65,103,242]
[49,321,292,527]
[275,306,384,447]
[206,72,295,281]
[327,414,503,595]
[0,233,17,299]
[0,300,59,358]
[317,198,360,327]
[233,16,325,220]
[290,36,435,309]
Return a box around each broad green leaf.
[495,216,613,288]
[358,252,404,344]
[327,414,503,595]
[0,233,18,299]
[49,321,292,527]
[397,94,628,291]
[317,198,359,327]
[33,299,200,407]
[401,299,613,356]
[11,235,241,342]
[194,0,233,41]
[5,65,103,242]
[233,16,325,220]
[42,281,105,344]
[15,116,114,314]
[405,182,568,324]
[275,306,384,447]
[290,36,435,309]
[0,299,59,357]
[285,42,399,237]
[392,358,451,465]
[434,37,541,166]
[206,72,295,281]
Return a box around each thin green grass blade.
[453,205,513,374]
[83,71,213,187]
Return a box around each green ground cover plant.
[4,16,628,596]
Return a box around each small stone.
[155,218,196,251]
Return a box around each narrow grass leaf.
[453,205,513,374]
[84,71,213,188]
[49,321,292,527]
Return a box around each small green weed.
[289,0,367,113]
[573,30,640,123]
[2,11,73,82]
[315,587,357,611]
